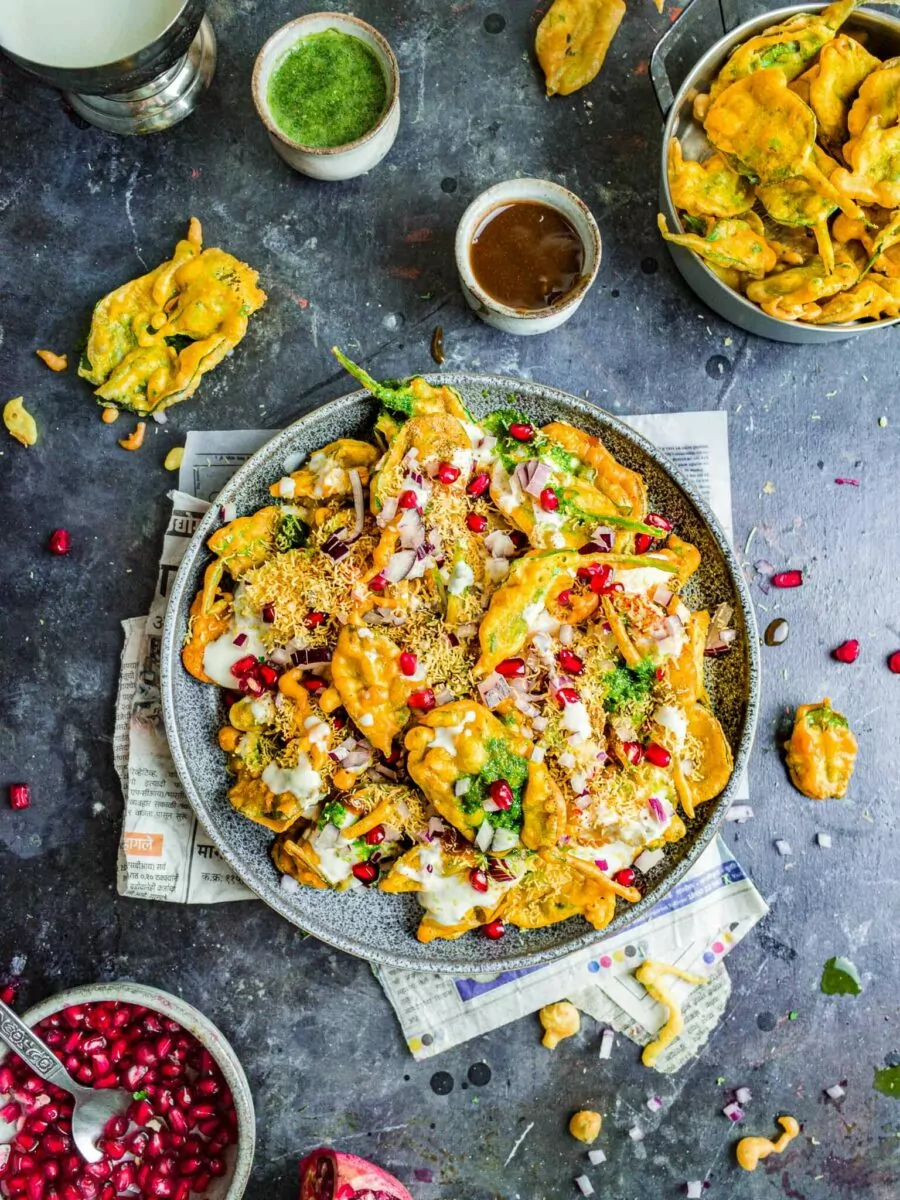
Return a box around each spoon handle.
[0,998,78,1092]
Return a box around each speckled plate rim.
[160,375,760,974]
[0,982,255,1200]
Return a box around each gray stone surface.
[0,2,898,1197]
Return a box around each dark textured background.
[1,2,898,1197]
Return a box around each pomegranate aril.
[771,569,803,588]
[469,868,489,893]
[482,918,506,939]
[48,529,71,556]
[123,1064,148,1091]
[195,1077,220,1099]
[466,472,490,497]
[153,1160,175,1180]
[148,1175,173,1199]
[84,1164,110,1183]
[207,1159,227,1179]
[258,663,279,689]
[104,1117,128,1141]
[26,1172,44,1200]
[261,603,276,624]
[1,1101,22,1123]
[889,650,900,674]
[407,689,436,711]
[351,862,378,885]
[557,588,572,607]
[9,783,31,810]
[435,462,460,484]
[155,1035,174,1060]
[86,1007,112,1033]
[508,422,534,442]
[157,1088,175,1113]
[127,1099,153,1127]
[495,657,525,678]
[176,1158,200,1178]
[197,1119,220,1139]
[615,868,636,887]
[833,639,859,663]
[398,651,417,676]
[622,741,644,766]
[91,1053,112,1077]
[397,489,419,510]
[62,1185,81,1200]
[80,1035,106,1055]
[14,1134,38,1153]
[300,677,325,694]
[364,825,385,846]
[159,1063,181,1081]
[111,1165,135,1194]
[368,573,387,592]
[634,533,653,554]
[539,487,559,512]
[62,1006,85,1029]
[465,512,487,533]
[127,1132,149,1158]
[41,1163,60,1183]
[146,1132,167,1159]
[488,779,513,810]
[191,1173,210,1194]
[0,1065,15,1091]
[229,655,257,680]
[76,1177,98,1200]
[136,1166,152,1194]
[305,610,325,629]
[100,1143,125,1162]
[558,649,583,674]
[645,513,672,533]
[167,1109,188,1136]
[644,742,671,768]
[556,687,580,706]
[28,1120,49,1135]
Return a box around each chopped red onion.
[532,716,548,732]
[322,533,351,561]
[725,803,754,823]
[515,459,553,497]
[594,858,609,872]
[268,647,294,666]
[384,549,418,582]
[735,1086,752,1105]
[592,525,615,551]
[652,584,674,607]
[723,1102,744,1122]
[347,469,365,539]
[329,737,358,764]
[454,778,472,797]
[648,796,667,823]
[218,502,236,522]
[628,1125,644,1142]
[282,451,304,474]
[587,1149,606,1166]
[775,838,792,856]
[279,873,300,894]
[233,632,248,647]
[382,824,402,842]
[475,820,494,853]
[316,823,341,850]
[663,614,684,640]
[559,623,574,647]
[816,832,832,848]
[292,647,332,667]
[434,687,455,705]
[531,746,546,764]
[575,1176,594,1197]
[427,816,447,838]
[483,795,501,813]
[646,1096,663,1112]
[598,1028,615,1060]
[342,749,372,772]
[634,848,665,873]
[686,1182,703,1199]
[484,530,517,558]
[478,673,511,710]
[825,1083,846,1100]
[374,764,400,781]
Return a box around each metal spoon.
[0,998,130,1163]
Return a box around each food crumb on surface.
[101,407,119,423]
[118,421,147,451]
[164,446,185,471]
[569,1110,602,1144]
[539,1001,580,1049]
[35,349,67,371]
[3,396,38,447]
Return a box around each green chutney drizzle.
[267,30,387,149]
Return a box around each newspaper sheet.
[114,410,765,1064]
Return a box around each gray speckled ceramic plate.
[161,375,759,974]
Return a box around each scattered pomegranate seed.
[495,657,525,678]
[261,603,276,623]
[508,422,534,442]
[634,533,653,554]
[482,918,506,939]
[230,655,257,679]
[645,513,672,533]
[644,742,671,768]
[364,826,385,846]
[301,677,325,694]
[9,783,31,810]
[488,780,514,810]
[351,862,378,884]
[655,667,665,681]
[0,983,17,1003]
[509,530,529,550]
[556,687,580,706]
[466,512,488,533]
[306,611,325,628]
[590,570,620,596]
[622,742,644,766]
[397,489,419,510]
[558,649,583,675]
[834,477,859,486]
[469,868,489,893]
[539,487,559,512]
[368,573,387,592]
[257,664,279,689]
[557,588,572,607]
[577,561,604,581]
[407,689,436,711]
[614,868,636,887]
[398,651,417,676]
[771,569,803,588]
[466,472,490,497]
[48,529,71,556]
[889,651,900,674]
[435,462,460,484]
[833,640,860,663]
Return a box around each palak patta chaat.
[660,1,900,325]
[181,350,737,944]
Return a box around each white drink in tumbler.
[0,0,184,67]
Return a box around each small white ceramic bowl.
[252,12,400,181]
[0,982,255,1200]
[455,178,602,335]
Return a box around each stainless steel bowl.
[0,0,215,134]
[652,0,900,343]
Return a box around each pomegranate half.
[299,1148,413,1200]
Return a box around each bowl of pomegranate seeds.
[0,983,254,1200]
